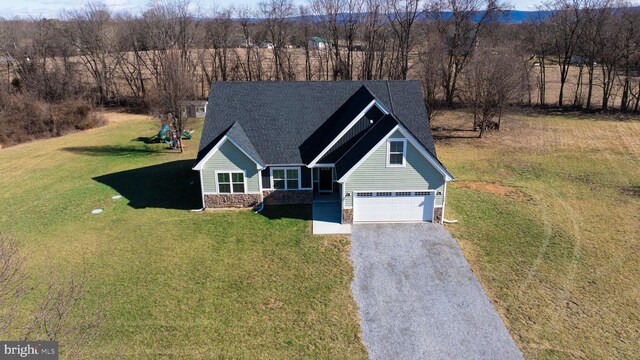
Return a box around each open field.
[1,108,638,359]
[0,113,366,358]
[433,111,640,359]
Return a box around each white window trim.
[386,138,407,167]
[337,124,454,183]
[270,167,302,190]
[215,170,247,194]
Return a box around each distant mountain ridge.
[232,7,639,24]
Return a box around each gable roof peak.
[197,81,436,165]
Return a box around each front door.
[319,167,333,193]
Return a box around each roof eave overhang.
[192,136,266,171]
[336,124,454,183]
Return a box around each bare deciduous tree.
[541,0,588,107]
[148,51,195,152]
[428,0,504,105]
[386,0,421,80]
[115,14,148,107]
[0,233,26,337]
[64,3,121,104]
[0,233,103,358]
[260,0,295,81]
[463,44,525,137]
[360,0,385,80]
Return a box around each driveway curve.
[350,223,523,360]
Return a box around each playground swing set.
[149,113,194,150]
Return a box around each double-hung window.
[271,168,300,190]
[217,172,245,193]
[387,139,406,167]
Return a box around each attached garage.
[353,191,435,222]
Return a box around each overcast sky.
[0,0,632,18]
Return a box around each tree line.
[0,0,639,144]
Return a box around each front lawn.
[434,111,640,359]
[3,108,637,359]
[0,113,366,359]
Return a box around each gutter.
[255,191,265,213]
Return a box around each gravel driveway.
[351,223,523,360]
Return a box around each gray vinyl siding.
[201,140,260,193]
[344,131,446,207]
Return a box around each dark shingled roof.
[335,114,399,179]
[225,122,265,167]
[197,81,436,165]
[299,85,376,163]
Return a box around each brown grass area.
[455,181,526,200]
[436,110,640,359]
[433,109,640,158]
[98,111,155,124]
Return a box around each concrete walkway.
[312,193,351,235]
[351,223,523,360]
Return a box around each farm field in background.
[1,47,636,111]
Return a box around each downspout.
[254,191,265,213]
[441,179,457,223]
[255,166,265,213]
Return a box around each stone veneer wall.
[204,194,261,208]
[433,207,443,224]
[342,209,353,224]
[263,190,313,205]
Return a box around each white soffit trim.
[193,135,228,170]
[337,124,454,183]
[308,99,378,167]
[193,136,265,171]
[374,99,390,114]
[337,125,399,183]
[395,126,454,181]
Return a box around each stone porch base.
[434,207,443,224]
[204,194,261,208]
[342,208,353,224]
[204,190,313,209]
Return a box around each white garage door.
[353,191,435,222]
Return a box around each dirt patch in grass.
[621,185,640,198]
[260,298,285,310]
[455,181,527,201]
[98,111,154,124]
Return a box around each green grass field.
[0,113,366,359]
[433,111,640,359]
[1,110,638,359]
